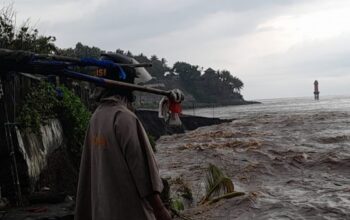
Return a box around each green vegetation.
[180,185,193,201]
[56,86,91,161]
[172,63,244,103]
[1,6,90,161]
[147,134,157,152]
[0,5,56,53]
[58,42,102,59]
[18,82,91,161]
[201,164,244,204]
[208,191,245,205]
[18,82,59,133]
[171,198,185,212]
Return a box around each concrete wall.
[15,119,64,191]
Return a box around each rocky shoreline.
[136,109,233,139]
[181,100,260,109]
[136,100,261,110]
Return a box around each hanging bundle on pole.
[0,48,184,125]
[159,89,184,126]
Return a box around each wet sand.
[156,106,350,219]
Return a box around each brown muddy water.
[157,96,350,220]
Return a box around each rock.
[136,109,232,139]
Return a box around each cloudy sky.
[9,0,350,99]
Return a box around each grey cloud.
[32,0,315,48]
[13,0,325,49]
[253,35,350,77]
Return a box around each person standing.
[75,53,171,220]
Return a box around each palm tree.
[200,164,244,204]
[231,77,244,93]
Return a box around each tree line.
[58,44,245,104]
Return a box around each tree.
[150,55,158,61]
[59,42,102,58]
[0,5,56,53]
[126,51,133,57]
[202,68,217,80]
[173,61,201,81]
[116,49,124,55]
[161,58,167,66]
[231,76,244,93]
[220,70,232,83]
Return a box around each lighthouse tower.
[314,80,320,100]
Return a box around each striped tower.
[314,80,319,100]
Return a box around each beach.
[157,96,350,219]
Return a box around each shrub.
[18,82,91,162]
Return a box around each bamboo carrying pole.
[63,69,171,97]
[35,53,152,68]
[0,48,173,98]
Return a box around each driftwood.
[208,191,245,204]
